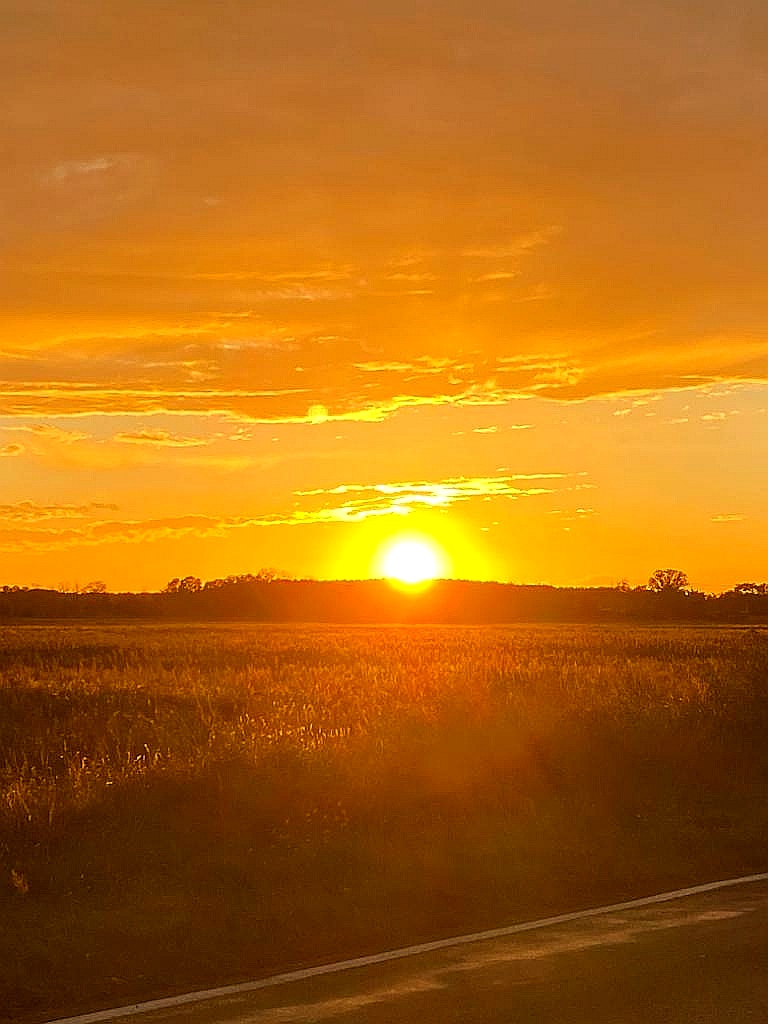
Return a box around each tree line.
[1,569,767,623]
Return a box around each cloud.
[214,338,299,353]
[0,443,23,456]
[354,356,461,376]
[548,508,597,521]
[0,513,256,552]
[0,472,577,550]
[462,228,561,260]
[354,361,422,373]
[317,381,535,424]
[187,266,356,284]
[43,157,119,183]
[0,513,260,552]
[0,373,532,423]
[8,424,90,444]
[384,272,436,282]
[700,410,740,424]
[531,364,585,388]
[496,356,586,388]
[0,517,220,551]
[0,501,118,523]
[473,272,519,283]
[112,429,209,448]
[3,353,759,429]
[0,383,310,420]
[292,473,566,521]
[454,424,531,434]
[0,418,263,472]
[5,2,768,404]
[2,308,764,432]
[219,285,349,302]
[711,514,746,523]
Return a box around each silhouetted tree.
[164,576,202,594]
[647,569,690,593]
[734,582,768,596]
[256,568,290,582]
[82,580,107,594]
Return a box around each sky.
[2,0,767,592]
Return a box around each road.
[50,877,768,1024]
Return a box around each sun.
[378,535,446,587]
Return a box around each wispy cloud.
[9,424,90,444]
[0,376,534,424]
[187,266,356,283]
[0,501,118,523]
[0,472,577,550]
[1,419,264,472]
[452,424,532,435]
[43,156,119,183]
[315,382,535,424]
[0,516,224,551]
[548,508,597,521]
[384,272,436,282]
[462,227,561,260]
[711,513,746,523]
[354,356,461,377]
[5,334,762,430]
[293,473,565,521]
[0,383,310,420]
[530,364,585,388]
[112,429,209,448]
[701,410,740,423]
[0,443,23,457]
[473,272,519,283]
[0,513,274,552]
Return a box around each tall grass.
[2,624,767,870]
[1,623,767,1021]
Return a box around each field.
[2,623,768,1022]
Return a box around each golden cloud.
[112,429,209,447]
[0,501,119,523]
[0,472,576,550]
[292,474,567,521]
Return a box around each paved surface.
[53,880,768,1023]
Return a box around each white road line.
[46,871,768,1024]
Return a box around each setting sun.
[378,536,447,586]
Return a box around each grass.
[1,622,767,1022]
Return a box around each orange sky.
[2,0,766,592]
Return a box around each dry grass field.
[2,623,767,1022]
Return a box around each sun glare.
[379,536,445,586]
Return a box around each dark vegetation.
[2,571,768,623]
[1,623,768,1022]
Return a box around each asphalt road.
[51,878,768,1024]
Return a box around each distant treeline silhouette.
[1,570,768,623]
